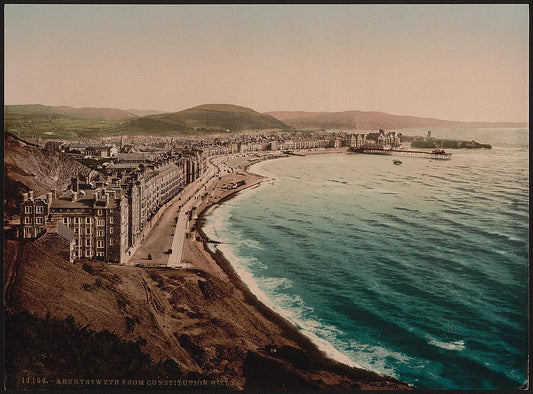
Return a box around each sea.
[203,128,529,390]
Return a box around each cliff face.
[3,239,410,390]
[3,133,91,217]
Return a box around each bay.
[203,128,529,389]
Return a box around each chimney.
[28,190,34,200]
[46,192,53,205]
[71,177,79,192]
[72,192,78,201]
[105,193,110,207]
[22,193,29,202]
[51,189,57,199]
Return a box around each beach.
[160,148,409,388]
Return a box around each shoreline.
[192,149,405,386]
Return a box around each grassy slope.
[136,104,290,132]
[5,104,290,139]
[5,104,138,120]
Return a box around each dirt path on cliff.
[136,270,193,365]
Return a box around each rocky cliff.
[4,132,91,217]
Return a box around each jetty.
[349,147,452,160]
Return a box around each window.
[97,220,105,226]
[109,239,113,246]
[36,206,44,214]
[74,239,79,246]
[86,217,92,224]
[97,252,104,257]
[97,229,104,237]
[74,250,79,257]
[35,217,44,224]
[74,217,79,224]
[24,217,32,224]
[86,228,91,235]
[97,240,104,248]
[24,206,32,214]
[97,209,103,215]
[86,239,91,247]
[109,217,114,224]
[109,227,113,234]
[63,217,69,224]
[85,250,91,257]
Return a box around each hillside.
[264,111,330,120]
[126,108,169,116]
[134,104,290,133]
[5,104,290,138]
[4,132,92,217]
[4,238,410,390]
[5,104,138,120]
[277,110,527,130]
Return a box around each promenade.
[167,159,220,268]
[128,158,219,267]
[128,152,276,268]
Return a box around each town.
[17,129,403,266]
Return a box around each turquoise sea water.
[203,128,529,389]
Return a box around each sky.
[4,4,529,122]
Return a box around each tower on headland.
[427,130,432,141]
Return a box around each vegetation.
[131,104,289,133]
[4,311,201,390]
[5,104,137,120]
[4,103,290,139]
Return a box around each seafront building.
[19,151,203,264]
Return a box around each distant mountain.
[125,108,169,117]
[277,110,527,130]
[129,104,290,133]
[264,111,330,120]
[5,104,138,120]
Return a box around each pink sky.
[4,5,529,122]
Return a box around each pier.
[349,147,452,160]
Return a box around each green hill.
[135,104,290,132]
[281,110,527,130]
[5,104,290,139]
[5,104,138,120]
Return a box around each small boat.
[393,159,402,165]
